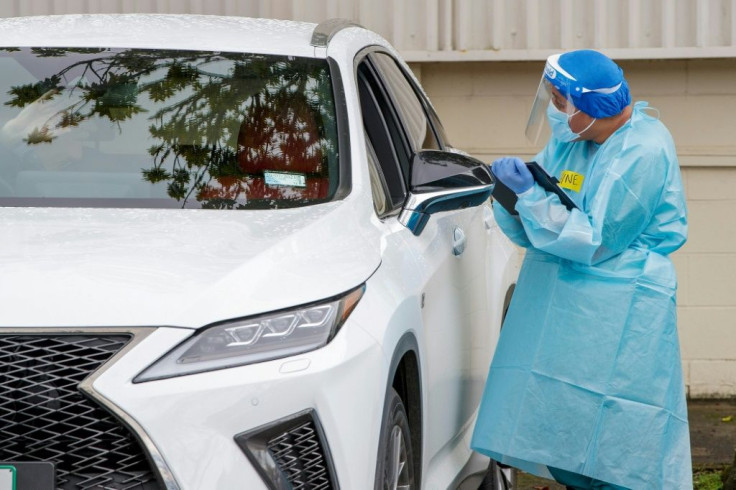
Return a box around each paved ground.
[513,399,736,489]
[689,399,736,467]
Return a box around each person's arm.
[492,200,532,248]
[489,147,552,249]
[515,148,670,265]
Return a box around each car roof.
[0,14,325,58]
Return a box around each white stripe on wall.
[1,0,735,60]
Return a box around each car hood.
[0,202,380,328]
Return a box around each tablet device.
[490,161,578,216]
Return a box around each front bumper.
[234,408,337,488]
[93,321,386,489]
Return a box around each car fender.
[373,331,422,488]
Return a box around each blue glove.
[492,157,534,194]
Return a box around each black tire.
[478,459,515,490]
[375,387,415,490]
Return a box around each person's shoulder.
[608,119,677,178]
[623,107,676,156]
[629,102,673,137]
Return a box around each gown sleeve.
[514,145,672,265]
[489,145,553,249]
[492,201,532,248]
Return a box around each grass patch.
[511,466,730,489]
[694,468,726,490]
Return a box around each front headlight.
[134,285,365,382]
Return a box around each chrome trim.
[0,327,180,490]
[311,18,362,47]
[398,184,493,236]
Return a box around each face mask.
[546,103,596,142]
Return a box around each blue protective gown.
[471,102,691,489]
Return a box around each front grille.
[267,419,331,489]
[235,410,336,490]
[0,335,160,490]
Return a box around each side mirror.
[399,150,494,236]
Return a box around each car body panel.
[91,317,386,489]
[0,14,319,58]
[325,28,520,488]
[0,14,522,490]
[0,200,380,328]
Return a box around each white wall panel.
[1,0,735,60]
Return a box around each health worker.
[471,49,690,489]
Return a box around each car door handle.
[453,227,466,256]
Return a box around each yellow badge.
[559,170,584,193]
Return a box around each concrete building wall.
[412,59,736,397]
[1,2,733,397]
[2,0,735,60]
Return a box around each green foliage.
[58,110,84,129]
[5,76,62,108]
[695,470,725,490]
[141,167,170,184]
[29,47,106,57]
[23,126,55,144]
[2,47,336,208]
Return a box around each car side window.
[369,52,441,152]
[357,62,408,212]
[426,103,451,147]
[364,133,390,217]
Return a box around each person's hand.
[492,157,534,194]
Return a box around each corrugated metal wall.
[1,0,735,60]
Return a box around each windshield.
[0,48,339,209]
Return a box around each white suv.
[0,14,520,490]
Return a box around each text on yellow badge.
[559,170,584,193]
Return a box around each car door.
[357,51,492,469]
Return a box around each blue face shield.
[526,51,630,144]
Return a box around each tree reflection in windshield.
[0,48,338,209]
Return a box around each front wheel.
[376,388,415,490]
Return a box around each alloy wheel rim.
[386,425,411,490]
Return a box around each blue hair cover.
[547,49,631,119]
